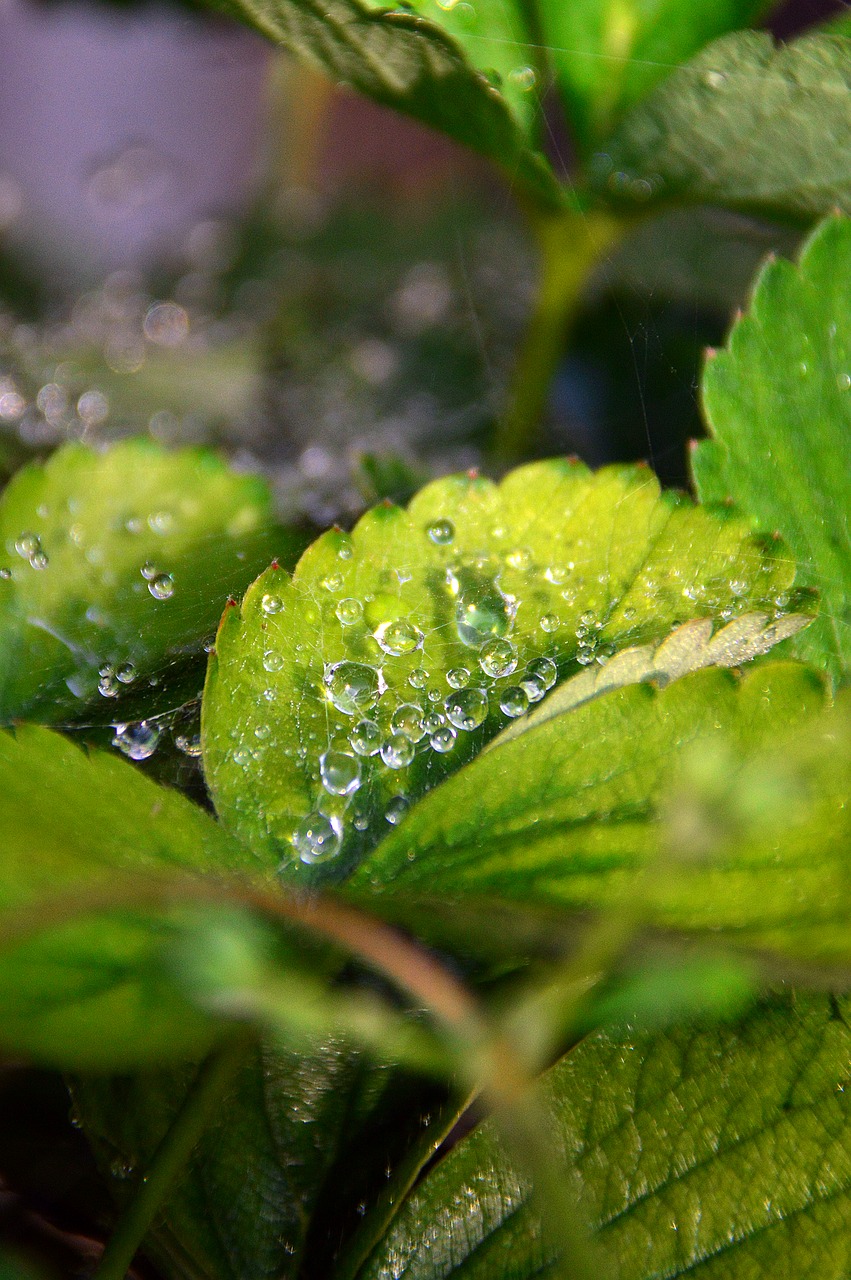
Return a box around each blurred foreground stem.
[494,208,623,465]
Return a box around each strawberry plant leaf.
[0,440,295,724]
[0,724,263,1069]
[209,0,563,209]
[538,0,769,154]
[201,460,804,882]
[359,993,851,1280]
[348,665,851,970]
[594,32,851,221]
[694,215,851,681]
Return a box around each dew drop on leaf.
[446,667,470,689]
[319,750,362,795]
[426,518,455,546]
[408,667,429,689]
[350,719,382,756]
[325,661,384,715]
[429,726,456,753]
[291,812,343,864]
[445,688,488,731]
[263,650,285,673]
[336,597,364,625]
[375,619,424,656]
[384,796,409,825]
[479,637,516,678]
[261,593,284,615]
[112,720,161,760]
[391,703,425,742]
[449,567,514,647]
[380,732,415,769]
[149,573,175,600]
[526,656,557,690]
[500,686,529,718]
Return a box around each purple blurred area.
[0,0,271,274]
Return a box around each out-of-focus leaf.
[0,440,296,723]
[595,32,851,222]
[202,460,801,882]
[695,214,851,681]
[360,994,851,1279]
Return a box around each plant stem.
[494,207,623,466]
[92,1034,250,1280]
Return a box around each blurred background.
[0,0,843,1271]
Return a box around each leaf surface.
[348,665,851,968]
[0,441,292,723]
[538,0,768,152]
[360,994,851,1279]
[595,32,851,221]
[210,0,562,208]
[0,725,264,1068]
[202,460,802,881]
[694,214,851,681]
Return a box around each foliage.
[0,2,849,1279]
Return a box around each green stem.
[494,208,623,466]
[92,1034,250,1280]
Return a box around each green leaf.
[538,0,768,153]
[201,460,803,881]
[694,215,851,681]
[348,665,851,969]
[73,1043,392,1280]
[0,724,263,1069]
[360,993,851,1279]
[209,0,562,209]
[594,31,851,221]
[0,440,293,724]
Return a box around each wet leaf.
[201,460,803,881]
[210,0,562,209]
[538,0,769,152]
[348,666,851,969]
[0,440,296,724]
[695,214,851,681]
[360,993,851,1279]
[596,32,851,221]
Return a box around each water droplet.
[320,750,362,795]
[291,812,342,864]
[375,619,423,656]
[148,510,174,535]
[149,573,174,600]
[576,646,595,666]
[112,721,161,760]
[526,657,557,690]
[704,69,726,89]
[408,667,429,689]
[263,650,285,673]
[325,661,384,715]
[353,813,369,831]
[837,372,851,392]
[479,637,517,679]
[262,593,284,615]
[381,733,415,769]
[445,688,488,731]
[539,613,560,633]
[141,561,158,581]
[423,710,445,733]
[116,661,136,684]
[98,668,120,697]
[500,686,529,718]
[175,732,202,756]
[391,703,425,742]
[0,568,10,580]
[426,518,455,546]
[29,550,49,570]
[448,566,514,647]
[385,796,409,825]
[350,719,382,755]
[322,572,343,592]
[446,667,470,689]
[15,532,39,559]
[336,597,364,625]
[430,726,457,753]
[545,566,567,585]
[508,65,536,91]
[729,578,748,597]
[505,547,531,571]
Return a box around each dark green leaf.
[595,32,851,221]
[0,440,294,724]
[539,0,769,152]
[694,214,851,681]
[360,994,851,1279]
[209,0,562,209]
[348,665,851,969]
[201,460,803,881]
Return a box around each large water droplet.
[445,688,488,731]
[375,619,424,656]
[336,597,364,625]
[149,573,175,600]
[429,726,456,753]
[526,657,557,690]
[350,719,381,756]
[391,703,425,742]
[446,667,470,689]
[320,750,361,795]
[449,567,514,648]
[479,637,516,679]
[325,661,384,715]
[380,733,415,769]
[263,651,285,673]
[262,593,284,615]
[291,812,343,864]
[112,720,161,760]
[500,686,529,718]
